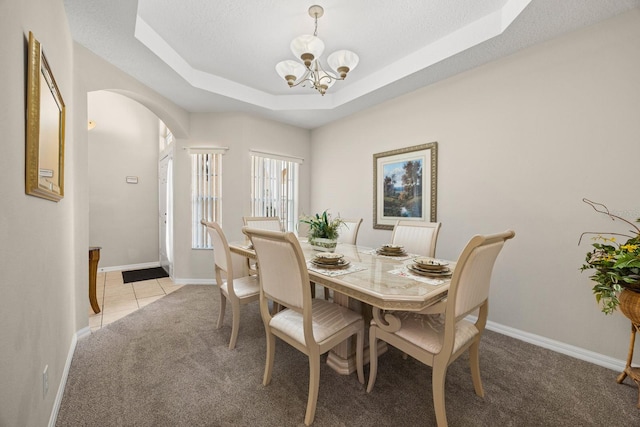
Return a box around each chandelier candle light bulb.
[275,5,359,96]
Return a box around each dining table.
[229,238,454,376]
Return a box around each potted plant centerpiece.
[579,199,640,319]
[300,210,345,252]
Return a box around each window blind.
[250,154,299,232]
[191,152,222,249]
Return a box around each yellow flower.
[621,244,639,252]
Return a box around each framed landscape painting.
[373,142,438,230]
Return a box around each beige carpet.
[56,285,640,426]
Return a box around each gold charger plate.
[313,253,344,264]
[407,264,452,277]
[410,262,449,273]
[377,245,407,256]
[311,259,351,270]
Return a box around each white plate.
[315,252,344,260]
[414,257,449,267]
[381,244,404,250]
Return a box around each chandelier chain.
[313,13,318,37]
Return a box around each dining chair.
[309,216,363,300]
[297,220,311,239]
[337,217,363,245]
[201,220,260,350]
[242,216,284,231]
[241,216,284,275]
[391,220,442,256]
[367,230,515,427]
[296,218,327,300]
[242,226,365,426]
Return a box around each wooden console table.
[89,247,101,314]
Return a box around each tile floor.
[88,270,183,332]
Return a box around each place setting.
[364,244,413,260]
[311,252,350,269]
[308,253,366,277]
[377,244,406,256]
[406,257,452,278]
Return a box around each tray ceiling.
[64,0,640,128]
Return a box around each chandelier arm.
[287,68,314,88]
[314,61,339,82]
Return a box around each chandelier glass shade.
[275,5,359,96]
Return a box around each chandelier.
[275,5,359,96]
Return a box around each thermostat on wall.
[126,176,138,184]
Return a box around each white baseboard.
[96,263,216,286]
[48,326,90,427]
[171,278,216,285]
[99,261,160,273]
[479,318,625,372]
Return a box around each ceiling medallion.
[276,5,359,96]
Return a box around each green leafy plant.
[579,198,640,314]
[300,210,345,240]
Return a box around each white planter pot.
[309,237,337,252]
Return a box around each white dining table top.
[229,239,452,312]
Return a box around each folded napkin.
[387,267,445,285]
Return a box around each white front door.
[159,151,173,276]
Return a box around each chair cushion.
[221,275,260,299]
[270,299,362,345]
[372,312,478,354]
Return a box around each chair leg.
[324,287,331,300]
[228,300,241,350]
[305,349,321,426]
[469,340,485,397]
[355,329,364,384]
[366,327,379,393]
[263,331,276,386]
[432,361,449,427]
[216,291,226,329]
[310,281,316,299]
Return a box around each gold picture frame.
[373,142,438,230]
[25,31,65,202]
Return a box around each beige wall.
[310,9,640,360]
[0,0,80,425]
[88,91,161,268]
[2,2,636,424]
[76,47,312,282]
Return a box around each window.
[191,151,222,249]
[250,151,301,232]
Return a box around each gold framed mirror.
[25,31,65,202]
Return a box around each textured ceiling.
[64,0,640,129]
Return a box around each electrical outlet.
[42,365,49,398]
